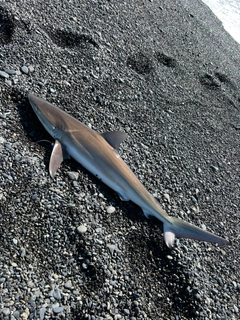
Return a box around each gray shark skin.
[28,94,229,248]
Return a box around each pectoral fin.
[49,140,70,178]
[101,131,127,149]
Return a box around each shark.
[28,93,229,248]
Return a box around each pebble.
[28,65,35,73]
[212,288,218,295]
[77,225,87,234]
[53,306,64,313]
[53,288,62,300]
[21,66,29,74]
[82,263,88,269]
[21,308,30,320]
[20,247,26,257]
[233,305,238,313]
[163,193,170,202]
[11,262,17,267]
[67,171,79,180]
[0,277,6,283]
[4,69,16,75]
[2,308,10,316]
[197,167,202,173]
[13,310,20,318]
[40,307,46,320]
[107,205,116,214]
[64,280,72,289]
[107,243,120,254]
[0,70,9,78]
[15,154,22,161]
[5,79,12,86]
[123,309,130,315]
[210,165,219,172]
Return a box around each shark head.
[28,93,83,140]
[28,94,62,137]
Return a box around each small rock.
[13,310,20,318]
[210,165,219,172]
[2,308,10,316]
[53,306,64,313]
[64,280,72,289]
[0,277,6,283]
[11,262,17,267]
[63,80,71,86]
[82,263,88,269]
[0,71,9,78]
[21,308,30,320]
[40,307,46,320]
[13,77,18,84]
[4,69,16,75]
[53,288,62,300]
[99,193,105,198]
[124,309,130,315]
[233,305,239,313]
[163,193,170,203]
[67,171,79,180]
[15,154,22,161]
[28,65,35,73]
[191,196,198,204]
[27,280,35,288]
[107,243,120,254]
[197,167,202,173]
[212,288,218,295]
[132,300,139,307]
[77,225,87,234]
[107,206,116,214]
[20,247,26,257]
[21,66,29,74]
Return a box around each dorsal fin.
[49,140,70,178]
[101,131,127,149]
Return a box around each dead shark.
[28,94,229,248]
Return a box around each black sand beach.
[0,0,239,319]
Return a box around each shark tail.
[164,217,229,248]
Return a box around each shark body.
[28,94,229,248]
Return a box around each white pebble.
[77,225,87,234]
[107,206,116,214]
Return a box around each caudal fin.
[164,217,229,248]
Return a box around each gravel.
[0,0,239,319]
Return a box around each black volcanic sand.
[0,0,239,319]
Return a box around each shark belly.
[66,143,129,196]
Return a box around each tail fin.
[164,217,229,248]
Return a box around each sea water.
[202,0,240,44]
